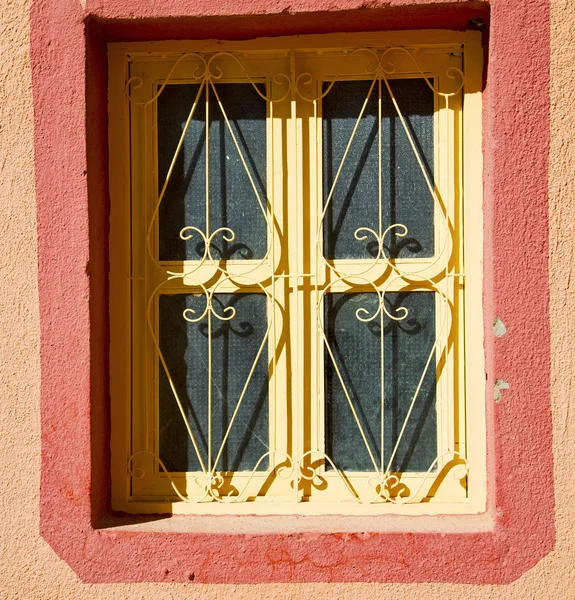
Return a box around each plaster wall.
[0,0,573,596]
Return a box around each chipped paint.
[493,317,507,337]
[494,379,510,403]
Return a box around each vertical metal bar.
[205,81,210,237]
[206,82,212,473]
[143,101,150,454]
[270,91,278,468]
[290,50,300,502]
[378,76,384,475]
[378,76,383,240]
[380,295,385,475]
[208,309,212,472]
[314,92,321,465]
[445,92,451,466]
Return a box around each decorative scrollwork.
[321,223,412,281]
[128,450,211,503]
[206,52,291,103]
[126,51,292,106]
[125,53,208,105]
[129,451,295,504]
[378,452,468,504]
[296,47,381,102]
[181,285,236,323]
[296,46,464,102]
[207,452,295,504]
[128,447,466,505]
[378,47,464,97]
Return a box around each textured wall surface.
[0,0,574,596]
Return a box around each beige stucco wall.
[1,0,573,596]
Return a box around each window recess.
[109,32,486,515]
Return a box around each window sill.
[97,510,494,534]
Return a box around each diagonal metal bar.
[146,281,208,474]
[318,78,377,236]
[208,80,272,234]
[146,79,206,267]
[317,287,382,475]
[383,286,449,477]
[381,75,438,219]
[209,298,273,476]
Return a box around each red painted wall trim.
[32,0,554,584]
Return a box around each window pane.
[322,79,434,260]
[324,291,437,472]
[159,293,269,472]
[158,83,267,261]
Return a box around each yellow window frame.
[109,30,485,516]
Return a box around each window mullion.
[288,49,304,502]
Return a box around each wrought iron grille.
[112,35,484,512]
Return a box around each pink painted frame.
[32,0,554,584]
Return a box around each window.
[109,31,485,515]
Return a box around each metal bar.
[289,49,300,502]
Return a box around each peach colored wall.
[0,0,573,597]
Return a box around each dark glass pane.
[158,83,267,261]
[322,79,434,260]
[324,292,437,472]
[159,293,269,472]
